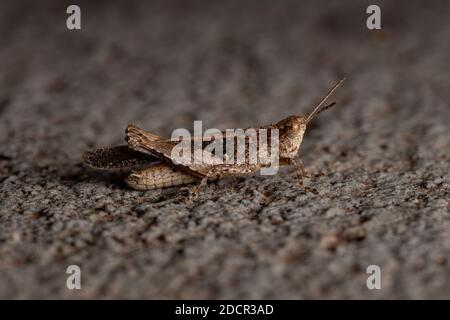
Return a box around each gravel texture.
[0,0,449,299]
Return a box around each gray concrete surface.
[0,0,449,299]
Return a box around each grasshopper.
[83,78,345,195]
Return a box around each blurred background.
[0,0,449,298]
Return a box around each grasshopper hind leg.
[126,164,198,191]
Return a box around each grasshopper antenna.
[305,77,346,125]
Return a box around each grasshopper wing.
[82,145,159,169]
[125,124,223,177]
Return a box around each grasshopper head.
[276,78,345,158]
[276,115,307,140]
[275,115,307,158]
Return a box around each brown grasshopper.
[83,78,345,195]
